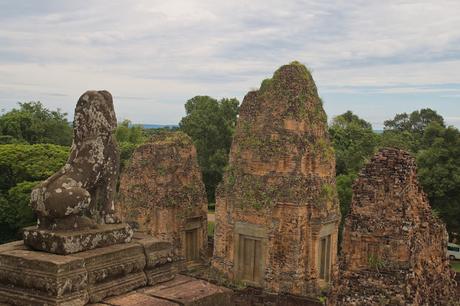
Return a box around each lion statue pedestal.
[0,91,176,305]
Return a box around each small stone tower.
[118,131,208,270]
[212,62,340,296]
[329,148,456,305]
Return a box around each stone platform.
[0,235,174,306]
[23,223,134,255]
[102,275,234,306]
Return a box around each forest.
[0,98,458,244]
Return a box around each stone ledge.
[140,275,234,306]
[23,223,134,255]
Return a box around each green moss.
[260,78,273,92]
[368,254,386,272]
[319,183,335,205]
[207,221,215,237]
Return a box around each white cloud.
[0,0,459,125]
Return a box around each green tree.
[0,102,72,146]
[179,96,239,203]
[115,120,147,172]
[329,111,378,176]
[0,144,69,242]
[329,111,378,243]
[417,123,460,234]
[382,108,445,152]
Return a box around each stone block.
[0,250,88,305]
[104,292,179,306]
[141,275,234,306]
[72,242,147,303]
[133,233,175,285]
[23,223,134,255]
[0,241,26,253]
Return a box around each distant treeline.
[0,100,458,243]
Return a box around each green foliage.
[0,181,40,236]
[416,123,460,234]
[0,144,69,193]
[179,96,239,203]
[0,144,68,243]
[336,173,357,245]
[329,111,378,176]
[367,254,386,272]
[207,221,215,237]
[329,111,378,243]
[0,102,72,146]
[450,261,460,272]
[384,108,444,135]
[115,120,147,172]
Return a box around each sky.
[0,0,460,129]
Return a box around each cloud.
[0,0,459,126]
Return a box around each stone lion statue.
[30,90,120,230]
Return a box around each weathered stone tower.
[118,131,208,271]
[212,62,340,296]
[329,148,456,305]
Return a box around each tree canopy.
[0,144,69,242]
[179,96,239,203]
[0,102,72,146]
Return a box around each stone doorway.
[238,235,263,283]
[318,234,331,282]
[185,228,199,261]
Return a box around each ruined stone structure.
[118,131,208,270]
[212,62,341,296]
[329,148,456,305]
[0,91,175,305]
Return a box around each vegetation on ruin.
[367,254,387,272]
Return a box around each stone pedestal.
[23,223,134,255]
[73,243,147,303]
[133,233,175,286]
[0,236,177,305]
[0,250,88,306]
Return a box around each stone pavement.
[90,275,233,306]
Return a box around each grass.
[450,260,460,272]
[208,221,215,237]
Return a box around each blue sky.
[0,0,459,128]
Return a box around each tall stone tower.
[329,148,456,305]
[212,62,340,296]
[118,132,208,271]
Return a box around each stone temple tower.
[212,62,340,296]
[329,148,456,305]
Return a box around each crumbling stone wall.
[212,62,340,297]
[329,148,456,305]
[118,131,207,268]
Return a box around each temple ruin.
[212,62,341,296]
[0,91,176,305]
[118,131,208,271]
[329,148,457,305]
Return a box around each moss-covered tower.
[212,62,340,296]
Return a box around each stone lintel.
[23,223,134,255]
